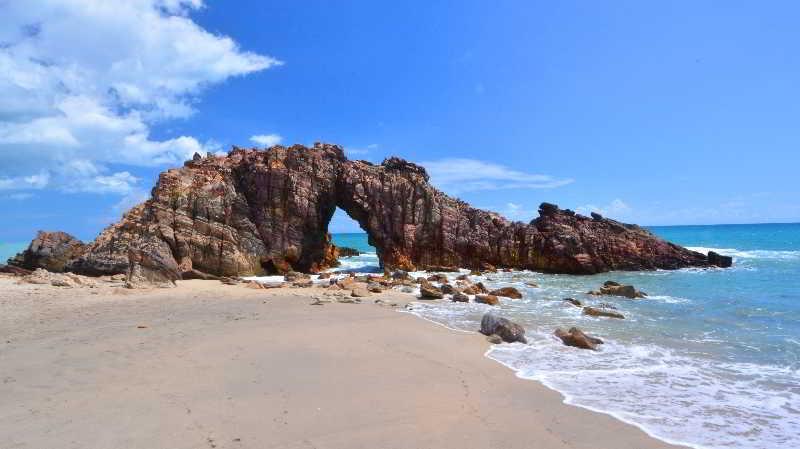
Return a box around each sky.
[1,0,798,242]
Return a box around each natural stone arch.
[59,142,718,282]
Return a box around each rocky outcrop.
[480,313,527,344]
[20,143,722,283]
[708,251,733,268]
[338,247,361,257]
[8,231,86,272]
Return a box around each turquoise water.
[0,242,26,265]
[332,224,800,449]
[331,232,376,254]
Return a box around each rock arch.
[57,143,718,282]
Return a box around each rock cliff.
[14,143,723,280]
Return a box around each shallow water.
[331,224,800,449]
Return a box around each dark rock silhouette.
[8,231,86,273]
[17,143,723,282]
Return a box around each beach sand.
[0,276,684,449]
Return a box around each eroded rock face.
[8,231,86,273]
[28,143,717,282]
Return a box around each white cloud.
[421,158,573,194]
[250,134,283,147]
[0,0,280,195]
[576,199,632,219]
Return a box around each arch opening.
[325,207,381,273]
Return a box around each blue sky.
[1,0,798,242]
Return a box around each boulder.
[589,281,646,299]
[479,313,527,344]
[708,251,733,268]
[440,283,455,294]
[554,327,604,350]
[583,306,625,319]
[451,291,469,302]
[563,298,582,307]
[8,231,86,273]
[475,294,499,306]
[419,284,444,299]
[489,286,523,299]
[367,282,383,293]
[391,270,410,280]
[317,272,331,280]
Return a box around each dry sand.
[0,276,684,449]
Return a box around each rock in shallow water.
[488,286,523,299]
[419,284,444,299]
[588,281,646,299]
[475,294,500,306]
[583,306,625,319]
[554,327,604,350]
[480,314,527,344]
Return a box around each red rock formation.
[22,142,720,281]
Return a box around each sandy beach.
[0,276,684,449]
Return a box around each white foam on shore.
[399,266,800,449]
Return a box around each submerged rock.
[554,327,604,350]
[479,313,527,344]
[583,306,625,319]
[563,298,582,307]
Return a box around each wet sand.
[0,277,684,449]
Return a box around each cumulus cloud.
[0,0,280,194]
[576,199,632,219]
[250,134,283,147]
[421,158,573,194]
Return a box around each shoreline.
[0,276,686,449]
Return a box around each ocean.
[332,224,800,449]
